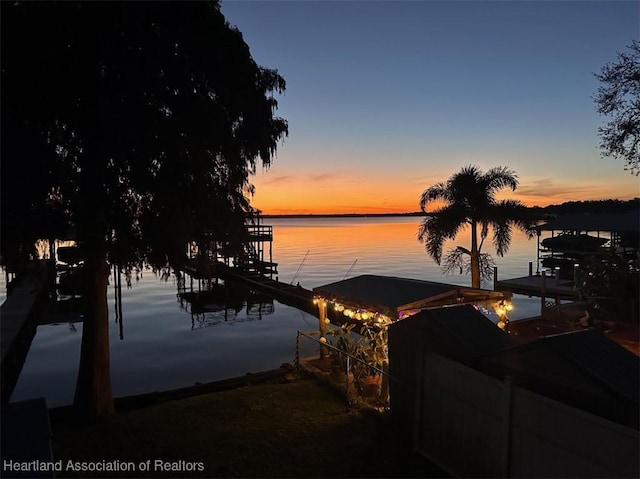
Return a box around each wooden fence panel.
[510,387,640,478]
[414,353,639,478]
[415,353,507,478]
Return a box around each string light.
[313,296,396,326]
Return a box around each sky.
[221,0,640,214]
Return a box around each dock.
[225,270,317,316]
[1,262,50,402]
[493,262,579,300]
[495,275,579,300]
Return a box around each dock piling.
[540,271,546,311]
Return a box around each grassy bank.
[50,375,447,478]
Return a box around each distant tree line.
[529,198,639,216]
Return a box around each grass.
[50,374,448,478]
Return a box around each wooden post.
[493,266,498,290]
[554,267,560,286]
[500,376,513,478]
[412,350,427,454]
[528,261,533,277]
[318,300,327,359]
[540,271,546,313]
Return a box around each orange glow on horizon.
[250,176,639,215]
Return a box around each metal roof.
[537,211,640,233]
[313,274,510,317]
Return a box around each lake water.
[9,216,545,407]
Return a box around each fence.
[295,330,395,409]
[414,352,640,478]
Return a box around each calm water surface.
[10,217,544,407]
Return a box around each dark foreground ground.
[50,374,449,478]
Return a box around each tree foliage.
[417,165,536,288]
[3,1,288,269]
[530,198,639,216]
[575,256,639,325]
[594,41,640,175]
[1,1,287,416]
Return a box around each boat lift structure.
[182,213,278,280]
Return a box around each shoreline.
[262,212,425,219]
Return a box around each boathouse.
[313,274,513,323]
[535,210,640,279]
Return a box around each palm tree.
[417,165,536,288]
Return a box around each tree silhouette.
[1,1,287,417]
[594,41,640,175]
[417,165,536,288]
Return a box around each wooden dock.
[495,275,579,299]
[224,270,317,316]
[494,261,580,301]
[1,262,49,402]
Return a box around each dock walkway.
[495,275,579,299]
[1,263,49,402]
[225,270,317,316]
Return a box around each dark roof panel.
[481,329,640,404]
[313,274,461,311]
[389,304,515,360]
[540,329,640,403]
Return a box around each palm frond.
[419,182,448,212]
[417,205,467,263]
[495,199,538,238]
[491,219,512,257]
[448,165,483,206]
[483,166,519,194]
[442,248,496,285]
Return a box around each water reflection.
[10,217,549,407]
[176,280,275,329]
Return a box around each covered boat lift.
[312,274,513,328]
[497,210,640,299]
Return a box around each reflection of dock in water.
[176,214,318,321]
[177,278,276,328]
[227,271,316,315]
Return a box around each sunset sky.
[221,0,640,215]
